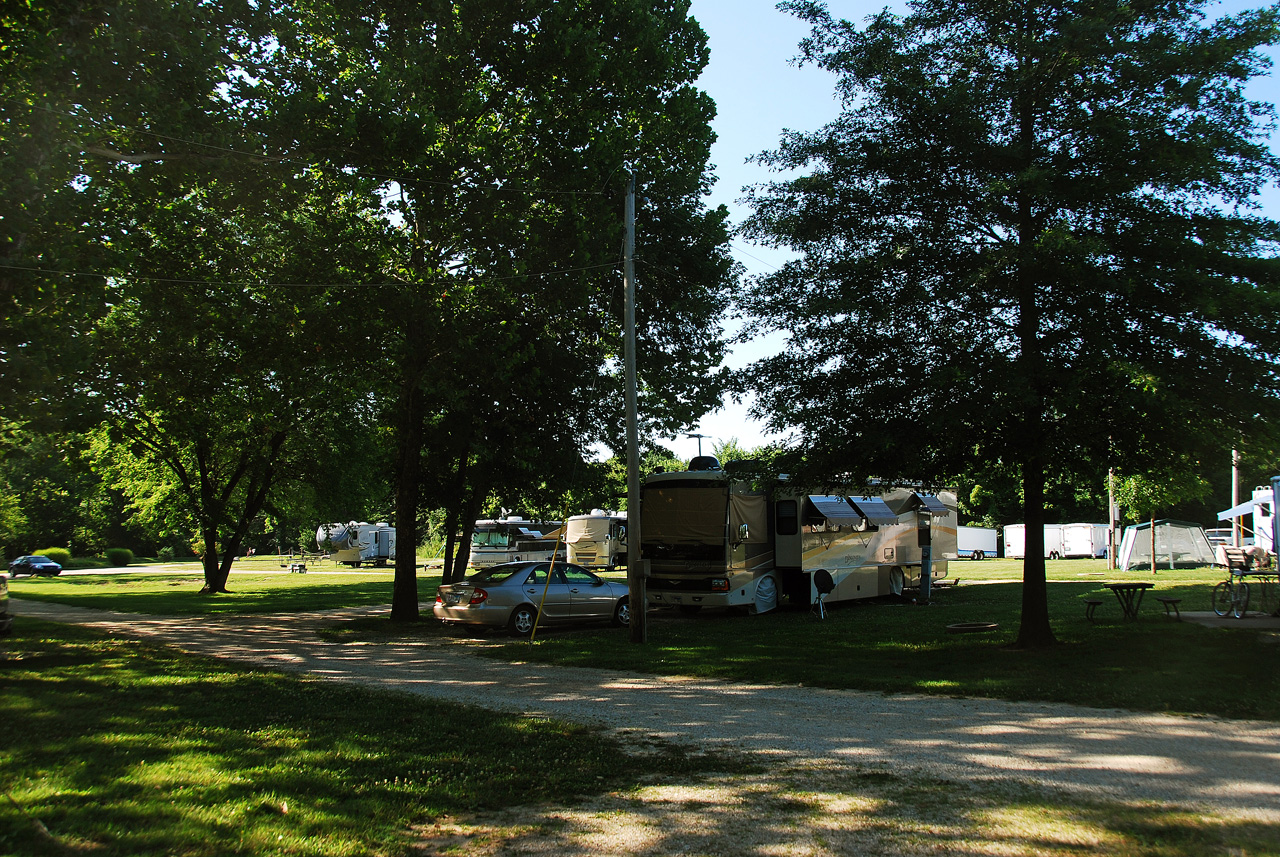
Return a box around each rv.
[317,521,396,567]
[565,510,627,569]
[468,517,565,568]
[1003,523,1065,560]
[1061,523,1109,558]
[640,461,957,614]
[956,526,998,560]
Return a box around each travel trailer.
[1217,485,1276,552]
[640,460,957,614]
[468,517,564,567]
[955,526,998,559]
[1003,523,1065,559]
[316,521,395,567]
[1061,523,1110,558]
[565,510,627,569]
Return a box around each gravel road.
[12,597,1280,852]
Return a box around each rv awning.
[847,496,900,527]
[806,495,863,526]
[1218,499,1257,521]
[913,493,949,516]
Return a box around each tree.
[740,0,1280,646]
[1114,465,1211,572]
[258,0,735,618]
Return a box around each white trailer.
[565,510,627,569]
[955,526,998,559]
[1003,523,1065,559]
[1061,523,1109,558]
[316,521,396,567]
[640,463,957,614]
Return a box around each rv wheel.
[972,551,984,561]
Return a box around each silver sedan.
[433,561,631,635]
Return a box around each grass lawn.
[11,558,1280,721]
[4,608,1279,855]
[0,619,742,857]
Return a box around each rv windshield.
[471,530,511,547]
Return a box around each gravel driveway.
[13,598,1280,854]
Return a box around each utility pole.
[624,171,646,643]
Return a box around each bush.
[38,547,72,566]
[104,547,133,567]
[157,546,175,562]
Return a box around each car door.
[561,564,616,620]
[522,563,572,621]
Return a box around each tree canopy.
[741,0,1280,645]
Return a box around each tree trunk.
[390,376,424,621]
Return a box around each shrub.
[157,546,175,562]
[38,547,72,566]
[104,547,133,567]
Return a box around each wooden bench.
[1155,595,1182,620]
[1084,599,1103,622]
[1215,546,1250,572]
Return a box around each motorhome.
[1061,523,1109,558]
[640,460,957,614]
[1003,523,1065,559]
[468,517,565,568]
[316,521,395,567]
[565,510,627,569]
[955,526,998,560]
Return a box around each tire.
[508,604,537,636]
[1212,581,1232,616]
[972,551,984,561]
[1232,581,1250,619]
[612,596,631,627]
[754,575,779,614]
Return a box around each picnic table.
[1105,581,1153,620]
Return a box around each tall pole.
[1232,448,1241,547]
[624,171,646,643]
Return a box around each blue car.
[8,555,62,577]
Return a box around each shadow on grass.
[0,621,747,857]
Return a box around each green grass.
[472,559,1280,721]
[0,620,748,857]
[13,559,1280,720]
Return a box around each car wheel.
[508,604,537,636]
[612,596,631,627]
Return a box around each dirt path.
[13,598,1280,853]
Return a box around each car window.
[560,565,599,586]
[525,564,567,585]
[467,565,525,585]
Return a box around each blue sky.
[667,0,1280,465]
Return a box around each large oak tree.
[741,0,1280,645]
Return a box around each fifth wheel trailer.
[316,521,395,567]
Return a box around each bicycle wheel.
[1211,581,1232,616]
[1232,581,1250,619]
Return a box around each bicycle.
[1211,546,1278,618]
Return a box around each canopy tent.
[1116,520,1215,570]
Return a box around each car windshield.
[28,556,52,562]
[465,566,527,585]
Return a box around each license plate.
[445,593,461,605]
